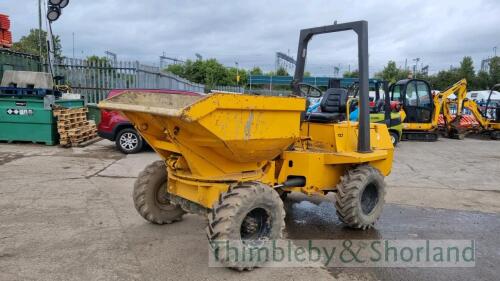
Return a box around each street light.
[412,58,420,78]
[59,0,70,8]
[45,0,71,75]
[46,5,61,22]
[47,0,70,22]
[48,0,63,5]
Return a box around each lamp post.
[235,61,239,86]
[413,58,420,78]
[38,0,43,60]
[45,0,70,74]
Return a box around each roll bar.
[292,20,371,153]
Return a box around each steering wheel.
[298,83,323,98]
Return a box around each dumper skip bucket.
[99,91,306,165]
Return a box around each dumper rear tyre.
[206,181,285,271]
[335,165,386,230]
[133,161,185,224]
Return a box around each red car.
[98,89,201,154]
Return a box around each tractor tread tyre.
[133,161,185,224]
[335,165,386,230]
[206,181,285,271]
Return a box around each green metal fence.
[0,49,42,81]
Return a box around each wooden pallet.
[57,120,89,130]
[69,133,98,144]
[68,131,97,139]
[60,135,100,148]
[73,136,102,147]
[54,107,98,147]
[53,107,88,117]
[56,114,87,121]
[67,125,97,137]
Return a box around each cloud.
[3,0,500,75]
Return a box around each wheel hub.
[120,132,138,150]
[240,208,271,241]
[242,216,258,233]
[154,181,176,211]
[360,183,379,215]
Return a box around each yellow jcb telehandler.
[99,20,394,270]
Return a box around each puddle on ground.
[284,194,499,281]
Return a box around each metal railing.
[246,89,293,96]
[210,85,245,93]
[210,85,294,96]
[52,58,205,103]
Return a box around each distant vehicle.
[468,90,500,102]
[97,89,201,154]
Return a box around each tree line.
[348,56,500,91]
[164,59,307,88]
[11,29,63,61]
[170,56,499,91]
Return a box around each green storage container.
[0,96,84,145]
[86,103,101,124]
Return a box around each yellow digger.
[99,21,394,269]
[389,78,468,140]
[444,83,500,139]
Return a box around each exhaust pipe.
[274,176,306,189]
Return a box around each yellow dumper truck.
[99,20,394,270]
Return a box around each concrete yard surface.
[0,138,499,281]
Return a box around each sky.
[2,0,500,76]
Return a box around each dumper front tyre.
[133,161,185,224]
[335,165,386,230]
[206,181,285,270]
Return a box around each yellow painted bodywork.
[99,91,393,209]
[462,100,500,130]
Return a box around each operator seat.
[306,88,348,123]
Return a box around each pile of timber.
[53,107,98,147]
